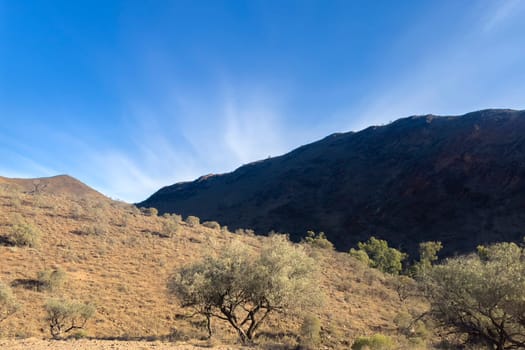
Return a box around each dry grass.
[0,179,427,349]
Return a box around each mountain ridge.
[141,109,525,257]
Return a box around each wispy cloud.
[482,0,525,33]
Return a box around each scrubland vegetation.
[1,180,525,349]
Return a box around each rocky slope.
[140,109,525,257]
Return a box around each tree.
[167,235,322,343]
[0,281,18,324]
[45,299,95,339]
[423,242,525,350]
[410,241,442,278]
[349,236,407,274]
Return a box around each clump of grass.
[37,268,67,292]
[351,334,394,350]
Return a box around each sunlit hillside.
[0,177,427,349]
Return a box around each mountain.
[0,174,104,199]
[140,109,525,257]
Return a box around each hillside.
[0,175,104,199]
[140,109,525,257]
[0,176,422,349]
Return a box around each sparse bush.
[202,221,220,230]
[351,334,394,350]
[80,223,108,236]
[37,268,67,292]
[0,282,19,323]
[160,218,179,238]
[303,230,334,250]
[45,298,95,339]
[300,314,321,349]
[7,220,41,248]
[142,207,158,217]
[350,237,407,274]
[168,235,322,343]
[69,203,84,220]
[185,215,200,227]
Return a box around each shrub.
[303,230,334,250]
[37,268,67,292]
[0,282,19,323]
[80,223,108,236]
[142,207,158,217]
[201,221,220,230]
[350,237,407,274]
[7,220,41,248]
[168,235,322,343]
[45,298,95,339]
[300,314,321,349]
[351,334,394,350]
[160,219,179,238]
[349,248,372,266]
[185,215,200,227]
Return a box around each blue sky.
[1,0,524,202]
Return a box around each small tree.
[167,235,322,343]
[45,299,95,339]
[423,242,525,350]
[411,241,442,278]
[350,237,407,274]
[0,282,19,324]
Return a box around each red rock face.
[140,109,525,257]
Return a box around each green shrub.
[349,248,372,266]
[350,237,407,274]
[185,215,200,227]
[202,221,220,230]
[7,220,41,248]
[37,268,67,292]
[351,334,394,350]
[45,298,95,339]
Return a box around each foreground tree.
[167,235,322,343]
[423,242,525,350]
[45,299,95,339]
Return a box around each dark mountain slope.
[140,109,525,256]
